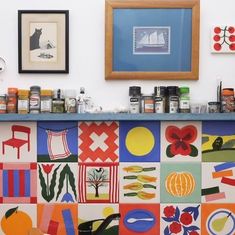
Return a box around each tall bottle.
[77,87,86,113]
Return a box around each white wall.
[0,0,235,110]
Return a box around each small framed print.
[18,10,69,73]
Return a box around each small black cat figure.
[30,28,42,51]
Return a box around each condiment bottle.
[18,89,29,114]
[154,86,166,113]
[29,86,41,114]
[167,86,179,113]
[129,86,141,114]
[40,90,53,113]
[7,88,18,113]
[221,88,234,112]
[141,95,154,113]
[52,89,65,113]
[77,87,86,113]
[0,94,7,114]
[179,87,190,113]
[64,89,77,113]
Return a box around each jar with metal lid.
[154,86,166,113]
[40,90,52,113]
[141,95,154,113]
[129,86,141,114]
[52,89,65,113]
[208,101,221,113]
[222,88,234,112]
[7,88,18,113]
[179,87,190,113]
[64,89,77,113]
[167,86,179,113]
[29,86,41,114]
[0,94,7,114]
[18,89,29,114]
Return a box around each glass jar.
[52,89,65,113]
[18,89,29,114]
[64,89,77,113]
[29,86,41,114]
[129,86,141,114]
[0,94,7,114]
[154,86,166,113]
[7,88,18,113]
[222,88,234,112]
[40,90,52,113]
[167,86,179,113]
[141,95,154,113]
[179,87,190,113]
[208,102,221,113]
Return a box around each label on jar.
[143,99,154,113]
[0,103,6,110]
[169,96,179,113]
[41,100,52,113]
[155,97,165,113]
[30,95,40,110]
[130,97,140,114]
[18,100,29,113]
[180,99,190,110]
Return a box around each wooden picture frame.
[18,10,69,73]
[105,0,200,80]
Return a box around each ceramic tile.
[202,162,235,203]
[161,121,201,162]
[201,203,235,235]
[0,163,37,204]
[37,203,78,235]
[160,203,201,235]
[160,163,201,203]
[78,163,119,203]
[119,121,160,162]
[119,163,160,203]
[0,122,37,162]
[78,121,119,163]
[119,203,160,235]
[37,122,78,162]
[202,121,235,162]
[37,163,78,203]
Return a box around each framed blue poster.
[105,0,200,80]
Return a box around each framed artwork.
[18,10,69,73]
[105,0,200,80]
[211,26,235,53]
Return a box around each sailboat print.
[138,31,165,48]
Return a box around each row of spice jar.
[129,86,235,114]
[0,86,87,114]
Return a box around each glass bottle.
[18,89,29,114]
[7,88,18,113]
[52,89,65,113]
[29,86,41,114]
[129,86,141,114]
[179,87,190,113]
[41,90,53,113]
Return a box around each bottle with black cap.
[167,86,179,113]
[129,86,141,113]
[154,86,166,113]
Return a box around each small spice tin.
[141,95,154,113]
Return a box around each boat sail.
[138,31,165,48]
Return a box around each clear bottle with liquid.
[77,87,86,113]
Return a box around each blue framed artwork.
[105,0,200,80]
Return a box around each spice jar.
[167,86,179,113]
[141,95,154,113]
[179,87,190,113]
[64,89,77,113]
[18,90,29,114]
[0,94,7,114]
[52,89,65,113]
[154,86,166,113]
[7,88,18,113]
[40,90,52,113]
[129,86,141,114]
[208,102,221,113]
[29,86,41,114]
[221,88,234,112]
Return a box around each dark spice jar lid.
[129,86,141,96]
[167,86,179,96]
[154,86,166,96]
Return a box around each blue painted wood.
[0,113,235,121]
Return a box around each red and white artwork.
[211,26,235,53]
[78,121,119,163]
